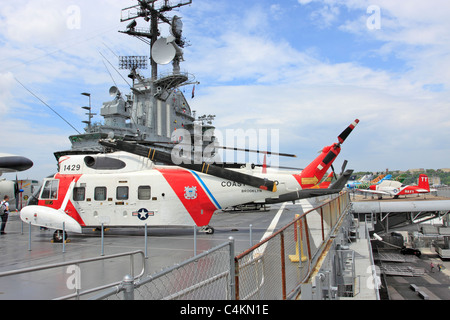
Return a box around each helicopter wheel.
[204,226,214,235]
[53,230,68,243]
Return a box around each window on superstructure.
[40,179,59,200]
[116,186,129,200]
[94,187,107,201]
[138,186,151,200]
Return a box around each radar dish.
[152,37,176,65]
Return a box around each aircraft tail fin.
[371,174,385,184]
[294,119,359,189]
[329,169,353,191]
[418,174,430,191]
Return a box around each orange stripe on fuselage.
[156,168,217,227]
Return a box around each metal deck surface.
[379,248,450,300]
[0,202,307,299]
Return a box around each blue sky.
[1,0,450,180]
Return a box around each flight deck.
[0,201,304,299]
[3,190,450,300]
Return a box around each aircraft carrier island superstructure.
[54,0,215,160]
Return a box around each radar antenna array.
[119,56,149,70]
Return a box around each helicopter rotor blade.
[215,146,297,158]
[134,141,297,158]
[99,140,278,192]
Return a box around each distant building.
[431,176,441,186]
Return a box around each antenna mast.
[119,0,192,81]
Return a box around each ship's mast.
[150,8,159,81]
[54,0,212,161]
[119,0,192,81]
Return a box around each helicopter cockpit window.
[40,179,59,200]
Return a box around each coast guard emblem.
[184,186,197,200]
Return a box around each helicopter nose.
[20,205,82,233]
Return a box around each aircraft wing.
[265,169,353,204]
[357,189,391,196]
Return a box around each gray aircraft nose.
[0,156,33,172]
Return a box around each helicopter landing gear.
[200,226,215,234]
[52,230,68,243]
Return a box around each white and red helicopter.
[20,120,358,241]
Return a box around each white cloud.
[270,4,283,20]
[311,5,340,28]
[298,0,450,45]
[0,0,68,45]
[189,31,311,84]
[0,116,72,179]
